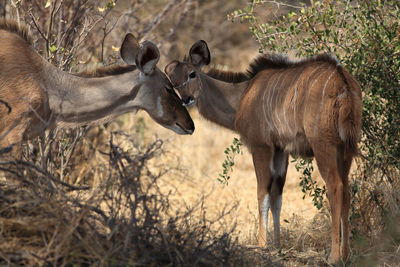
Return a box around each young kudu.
[0,20,194,156]
[165,40,362,264]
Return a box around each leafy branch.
[217,138,243,185]
[293,158,326,210]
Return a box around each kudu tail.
[337,66,362,154]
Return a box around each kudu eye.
[189,71,196,79]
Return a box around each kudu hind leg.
[340,154,353,261]
[270,147,288,247]
[312,144,344,264]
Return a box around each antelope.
[0,19,194,157]
[165,40,362,264]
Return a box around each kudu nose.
[180,116,195,134]
[175,120,195,135]
[182,96,195,107]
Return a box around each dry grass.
[0,134,267,266]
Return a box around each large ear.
[120,33,140,65]
[136,41,160,75]
[164,60,179,76]
[189,40,210,67]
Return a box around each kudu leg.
[312,144,344,264]
[251,146,273,247]
[270,148,288,247]
[340,155,353,261]
[251,146,288,248]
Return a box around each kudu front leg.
[251,146,273,247]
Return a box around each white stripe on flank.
[283,107,288,132]
[292,81,299,129]
[268,73,280,133]
[307,66,326,98]
[282,73,302,133]
[262,74,279,133]
[321,69,336,100]
[273,79,285,135]
[273,72,288,135]
[292,85,298,107]
[283,73,302,133]
[312,69,336,136]
[267,71,285,135]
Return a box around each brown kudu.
[0,20,194,156]
[165,40,362,264]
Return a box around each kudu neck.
[42,61,142,127]
[197,74,248,130]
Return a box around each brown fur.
[166,42,362,264]
[0,22,46,154]
[207,69,249,83]
[207,53,340,84]
[0,19,32,44]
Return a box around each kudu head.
[164,40,210,107]
[120,34,194,134]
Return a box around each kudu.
[165,40,362,264]
[0,20,194,156]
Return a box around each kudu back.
[165,40,362,264]
[0,19,194,156]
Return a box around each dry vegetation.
[0,0,399,266]
[0,135,262,266]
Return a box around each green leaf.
[49,45,58,53]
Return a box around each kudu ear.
[120,33,140,65]
[164,60,179,76]
[136,41,160,75]
[189,40,210,67]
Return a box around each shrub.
[0,134,267,266]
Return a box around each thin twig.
[28,11,49,44]
[0,160,91,191]
[140,0,183,39]
[258,0,304,9]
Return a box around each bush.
[0,134,268,266]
